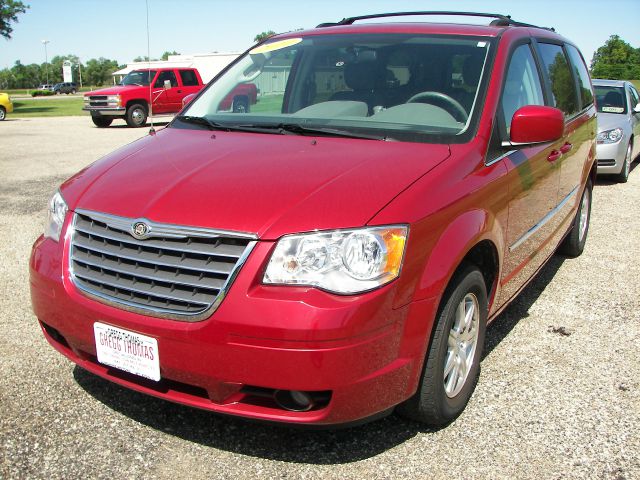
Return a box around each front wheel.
[397,266,487,425]
[0,106,6,121]
[559,180,592,257]
[125,103,148,127]
[91,115,113,128]
[616,143,632,183]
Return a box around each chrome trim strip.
[75,208,258,240]
[485,149,517,167]
[509,186,579,252]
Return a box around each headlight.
[263,225,408,294]
[106,95,121,106]
[45,191,68,242]
[597,128,623,144]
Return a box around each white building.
[112,52,241,84]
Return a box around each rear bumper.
[30,231,437,425]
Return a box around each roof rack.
[316,11,555,32]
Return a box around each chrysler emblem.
[131,221,150,239]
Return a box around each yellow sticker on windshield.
[250,38,302,54]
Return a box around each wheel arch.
[125,99,148,111]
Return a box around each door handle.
[547,150,562,162]
[177,90,182,93]
[560,143,573,154]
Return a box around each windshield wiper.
[176,116,389,140]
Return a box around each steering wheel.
[407,91,468,123]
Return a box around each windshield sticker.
[250,38,302,55]
[477,41,487,48]
[601,106,624,113]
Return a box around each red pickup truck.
[83,68,204,127]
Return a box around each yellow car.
[0,93,14,120]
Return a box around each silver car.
[594,79,640,182]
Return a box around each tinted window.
[501,44,545,132]
[565,45,593,109]
[538,43,578,116]
[121,70,156,86]
[594,86,627,114]
[154,70,178,88]
[179,70,199,87]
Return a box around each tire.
[232,96,249,113]
[71,89,77,94]
[397,266,487,425]
[91,115,113,128]
[125,103,148,127]
[0,106,5,121]
[559,179,592,257]
[615,143,632,183]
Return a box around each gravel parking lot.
[1,116,638,480]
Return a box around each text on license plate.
[94,322,160,381]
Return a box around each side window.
[565,45,594,109]
[154,70,178,88]
[179,70,199,87]
[537,43,578,116]
[501,44,545,132]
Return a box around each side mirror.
[163,79,172,90]
[510,105,564,145]
[182,93,197,108]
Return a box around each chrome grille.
[69,210,256,321]
[88,95,108,107]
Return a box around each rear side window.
[565,45,594,109]
[629,85,640,110]
[180,70,199,87]
[537,43,578,116]
[501,44,545,132]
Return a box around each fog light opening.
[273,390,315,412]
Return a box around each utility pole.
[42,39,50,85]
[78,61,83,88]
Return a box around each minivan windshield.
[120,70,157,86]
[594,86,627,114]
[179,34,493,143]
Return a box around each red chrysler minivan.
[30,12,596,426]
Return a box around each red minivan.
[31,12,596,426]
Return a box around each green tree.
[84,57,119,86]
[0,0,28,39]
[591,35,640,80]
[254,30,275,43]
[161,50,179,60]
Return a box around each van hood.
[60,127,450,239]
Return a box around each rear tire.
[91,115,113,128]
[616,143,632,183]
[559,179,592,257]
[0,106,5,120]
[125,103,148,127]
[397,266,487,425]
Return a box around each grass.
[11,98,87,117]
[631,80,640,91]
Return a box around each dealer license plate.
[94,322,160,381]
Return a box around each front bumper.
[30,226,436,425]
[82,106,126,116]
[596,138,628,174]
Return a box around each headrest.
[603,91,623,107]
[463,55,484,87]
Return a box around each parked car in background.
[32,12,596,427]
[53,82,78,95]
[593,79,640,182]
[0,92,13,120]
[83,68,204,127]
[38,84,54,91]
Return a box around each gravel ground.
[1,117,638,480]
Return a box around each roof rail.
[316,11,555,32]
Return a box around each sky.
[1,0,639,69]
